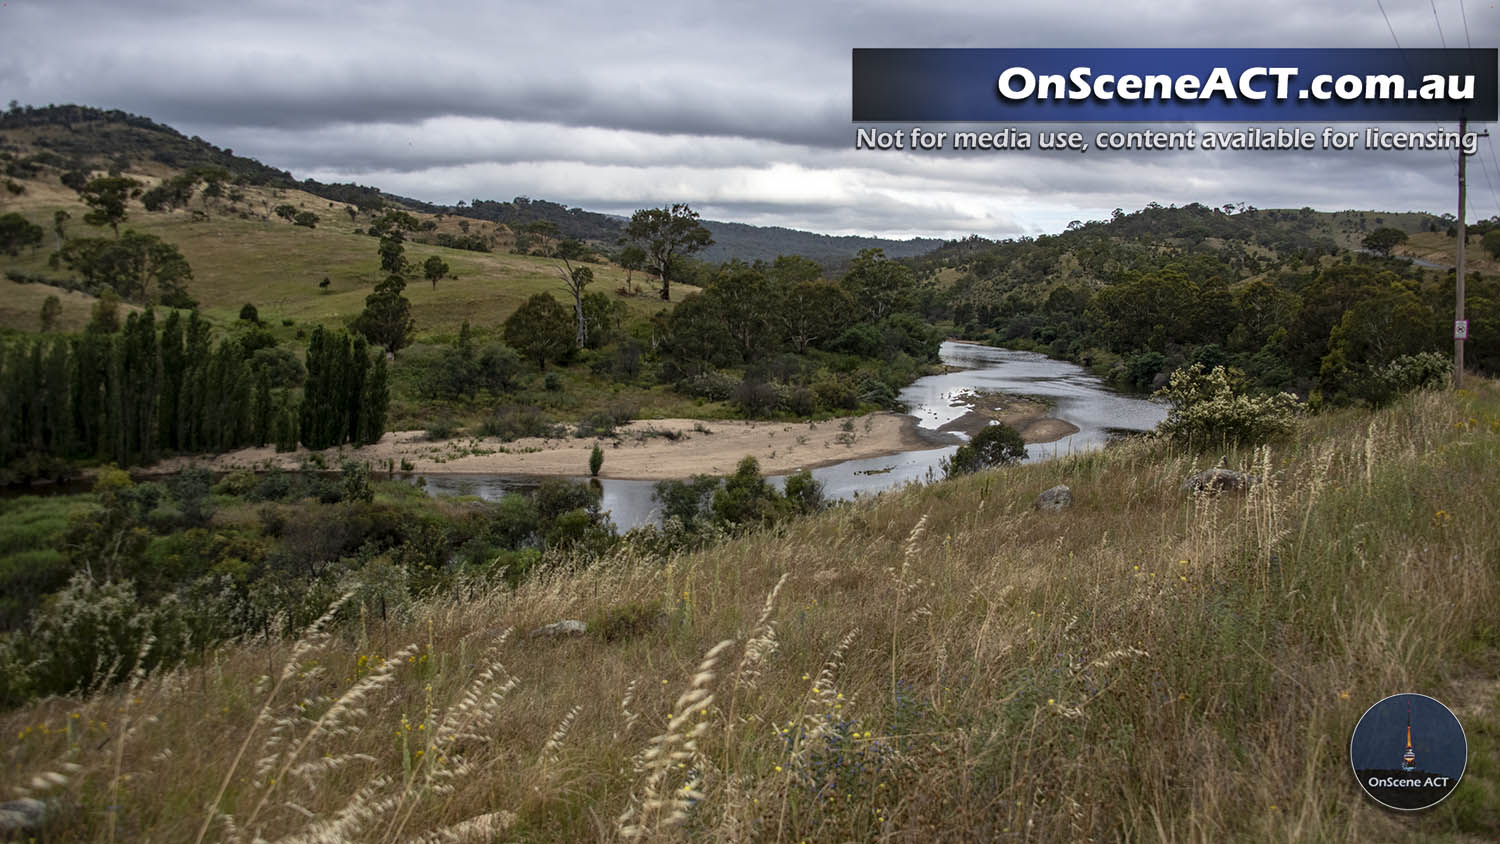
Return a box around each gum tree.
[624,203,713,301]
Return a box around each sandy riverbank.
[135,402,1081,481]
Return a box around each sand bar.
[135,402,1081,481]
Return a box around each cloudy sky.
[3,0,1497,239]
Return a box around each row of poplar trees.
[0,311,388,471]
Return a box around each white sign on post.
[1454,320,1469,340]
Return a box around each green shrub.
[340,460,374,504]
[481,407,565,441]
[425,418,459,441]
[576,412,620,438]
[338,555,411,623]
[652,476,720,531]
[677,370,738,401]
[250,468,295,502]
[1123,350,1168,391]
[1356,351,1450,407]
[942,423,1026,478]
[812,377,858,411]
[0,549,72,630]
[783,468,826,515]
[488,493,541,549]
[24,574,156,698]
[214,470,258,498]
[733,379,781,417]
[1154,364,1301,448]
[711,457,790,527]
[167,466,216,527]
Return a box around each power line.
[1373,0,1459,176]
[1457,0,1499,217]
[1371,1,1473,385]
[1473,133,1500,218]
[1450,0,1497,217]
[1375,0,1404,48]
[1486,135,1500,217]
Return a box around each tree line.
[930,204,1498,404]
[0,309,387,482]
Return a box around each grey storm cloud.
[3,0,1498,238]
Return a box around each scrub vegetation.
[2,103,1499,841]
[0,378,1496,841]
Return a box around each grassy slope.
[1310,209,1447,250]
[1398,231,1500,274]
[2,382,1497,841]
[0,169,689,338]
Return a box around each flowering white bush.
[1153,364,1302,447]
[1363,351,1450,405]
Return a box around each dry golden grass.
[0,277,137,335]
[0,170,689,337]
[2,382,1499,841]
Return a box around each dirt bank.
[137,413,936,480]
[135,392,1083,481]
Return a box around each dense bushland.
[925,203,1499,401]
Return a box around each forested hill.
[696,220,942,267]
[454,199,942,266]
[0,103,940,266]
[908,200,1498,402]
[908,202,1450,276]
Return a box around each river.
[415,342,1166,531]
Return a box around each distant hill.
[911,203,1450,268]
[0,104,410,213]
[696,221,941,267]
[904,201,1456,289]
[460,196,940,268]
[1,104,943,267]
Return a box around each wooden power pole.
[1455,116,1468,389]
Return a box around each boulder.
[1182,468,1256,493]
[0,799,47,835]
[528,619,587,638]
[1034,485,1073,511]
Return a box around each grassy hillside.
[0,174,681,338]
[2,382,1496,841]
[1398,231,1500,274]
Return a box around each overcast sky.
[3,0,1498,239]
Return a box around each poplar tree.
[72,332,110,457]
[359,353,389,446]
[158,311,184,450]
[41,339,72,456]
[301,327,332,449]
[345,336,369,445]
[251,372,274,447]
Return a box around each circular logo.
[1350,693,1467,811]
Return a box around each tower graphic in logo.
[1401,704,1416,772]
[1351,693,1466,811]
